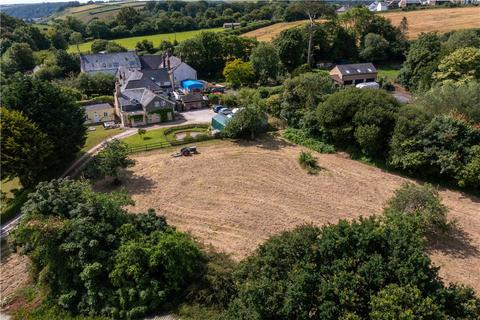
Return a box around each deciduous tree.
[0,108,53,187]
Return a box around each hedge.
[283,128,335,154]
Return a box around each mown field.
[121,136,480,293]
[242,7,480,41]
[68,27,224,53]
[54,1,148,23]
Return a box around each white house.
[160,55,197,88]
[368,2,389,11]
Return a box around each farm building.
[329,63,377,86]
[83,103,115,124]
[179,92,207,111]
[159,54,198,87]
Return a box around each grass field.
[378,68,400,81]
[54,1,148,23]
[120,135,480,293]
[68,27,224,53]
[242,7,480,41]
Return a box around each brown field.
[380,7,480,38]
[242,20,310,41]
[123,137,480,292]
[242,7,480,41]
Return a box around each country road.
[0,109,214,238]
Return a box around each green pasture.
[68,28,224,53]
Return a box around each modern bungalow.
[329,63,377,86]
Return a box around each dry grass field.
[122,137,480,292]
[380,7,480,38]
[242,20,310,41]
[242,7,480,41]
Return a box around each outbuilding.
[83,103,115,124]
[329,63,377,86]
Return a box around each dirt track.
[125,137,480,292]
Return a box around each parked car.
[103,121,119,129]
[356,82,380,89]
[212,105,225,113]
[219,108,233,115]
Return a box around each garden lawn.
[122,127,169,147]
[82,125,123,152]
[68,28,224,53]
[378,68,400,82]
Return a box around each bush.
[384,183,449,233]
[283,128,335,154]
[317,88,400,158]
[298,151,319,174]
[223,106,267,139]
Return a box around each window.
[154,101,160,107]
[104,112,108,117]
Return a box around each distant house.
[159,54,197,87]
[398,0,422,6]
[80,51,141,75]
[115,88,176,127]
[329,63,377,86]
[368,2,389,11]
[336,5,349,13]
[223,22,241,29]
[83,103,115,124]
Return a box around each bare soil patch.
[0,253,30,308]
[380,7,480,38]
[125,137,480,292]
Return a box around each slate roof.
[335,63,377,76]
[140,55,164,69]
[181,92,204,103]
[83,103,112,111]
[119,68,170,91]
[80,52,141,74]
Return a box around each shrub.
[317,88,400,158]
[223,106,267,139]
[283,128,335,154]
[384,183,449,233]
[298,151,319,174]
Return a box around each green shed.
[211,114,230,131]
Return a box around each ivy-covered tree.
[1,42,35,75]
[0,108,53,188]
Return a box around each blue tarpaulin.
[181,79,204,90]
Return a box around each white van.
[356,82,380,89]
